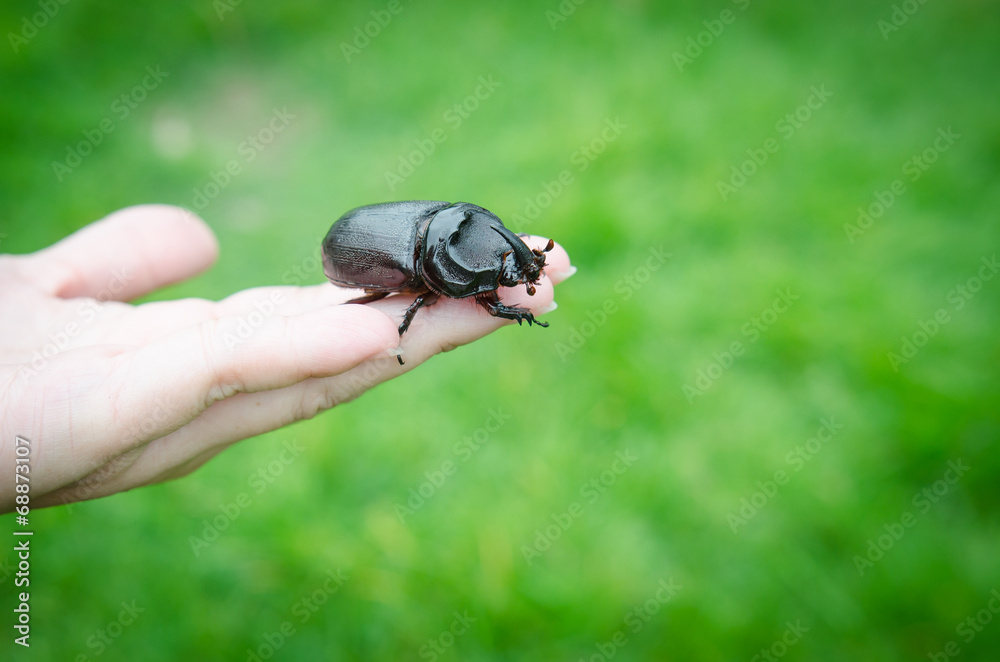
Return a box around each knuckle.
[198,318,244,404]
[297,387,338,421]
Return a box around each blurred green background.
[2,0,999,660]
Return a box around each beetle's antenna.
[531,239,555,259]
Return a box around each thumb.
[26,205,218,301]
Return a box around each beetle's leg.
[475,292,549,328]
[398,292,440,336]
[347,290,390,305]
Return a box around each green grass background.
[2,1,999,660]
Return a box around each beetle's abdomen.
[322,201,448,290]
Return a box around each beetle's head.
[499,237,555,295]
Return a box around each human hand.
[0,205,573,511]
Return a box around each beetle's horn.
[491,224,536,266]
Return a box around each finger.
[523,235,575,283]
[34,282,364,357]
[15,281,363,362]
[74,237,572,349]
[68,284,359,349]
[214,282,362,317]
[35,442,229,507]
[25,204,218,301]
[56,302,398,466]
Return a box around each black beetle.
[322,201,553,349]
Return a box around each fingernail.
[537,301,558,315]
[384,346,405,359]
[551,265,577,281]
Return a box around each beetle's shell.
[322,201,449,291]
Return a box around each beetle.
[322,201,553,356]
